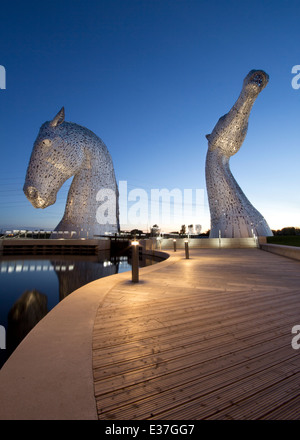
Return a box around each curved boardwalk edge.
[0,250,172,420]
[1,248,300,420]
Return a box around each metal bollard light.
[173,239,176,252]
[131,240,139,282]
[185,239,189,259]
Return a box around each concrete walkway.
[0,248,300,420]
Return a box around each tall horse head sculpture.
[23,107,119,238]
[205,70,272,238]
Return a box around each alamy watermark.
[0,325,6,349]
[0,65,6,89]
[96,181,205,229]
[291,65,300,89]
[291,325,300,350]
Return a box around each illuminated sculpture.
[205,70,273,238]
[23,108,119,238]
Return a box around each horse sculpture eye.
[42,139,52,147]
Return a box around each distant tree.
[272,227,300,236]
[150,224,160,237]
[200,229,210,237]
[180,225,186,236]
[130,229,143,237]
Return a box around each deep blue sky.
[0,0,299,232]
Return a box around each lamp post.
[157,236,162,250]
[131,240,139,283]
[185,239,189,259]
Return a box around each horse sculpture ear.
[50,107,65,127]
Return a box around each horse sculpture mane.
[205,70,273,238]
[23,107,119,238]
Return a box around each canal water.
[0,250,162,368]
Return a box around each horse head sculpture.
[206,70,269,158]
[205,70,272,238]
[24,108,119,238]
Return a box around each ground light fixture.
[131,240,139,283]
[173,239,176,252]
[185,239,189,259]
[156,236,162,250]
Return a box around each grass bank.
[267,236,300,247]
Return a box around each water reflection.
[7,289,48,356]
[0,261,75,273]
[0,251,162,367]
[54,257,119,300]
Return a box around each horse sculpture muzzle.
[243,70,269,95]
[23,184,55,209]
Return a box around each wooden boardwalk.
[92,248,300,420]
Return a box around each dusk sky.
[0,0,299,233]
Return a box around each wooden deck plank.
[95,349,298,419]
[92,249,300,420]
[203,373,300,420]
[93,297,298,354]
[261,395,300,420]
[93,324,293,384]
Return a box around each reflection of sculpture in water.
[23,107,119,238]
[205,70,273,238]
[2,252,163,365]
[3,256,119,360]
[53,252,162,300]
[7,289,48,356]
[52,254,119,300]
